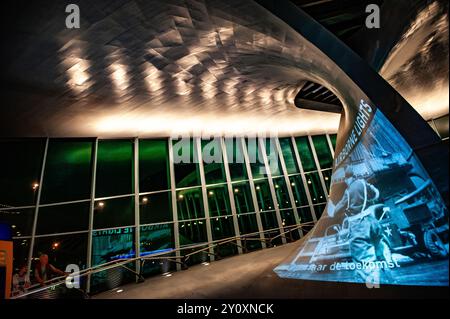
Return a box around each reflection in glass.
[41,140,93,203]
[237,213,259,235]
[0,208,34,237]
[179,219,208,245]
[207,185,231,217]
[273,177,292,209]
[96,140,133,197]
[211,216,235,240]
[93,196,134,229]
[289,175,309,207]
[202,138,226,184]
[305,172,326,204]
[254,179,274,211]
[139,139,169,192]
[311,135,333,169]
[233,183,254,214]
[279,137,299,174]
[295,136,316,172]
[139,192,172,224]
[224,138,247,181]
[176,188,204,221]
[173,138,201,188]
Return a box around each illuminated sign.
[275,101,449,286]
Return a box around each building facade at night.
[0,0,448,299]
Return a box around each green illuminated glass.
[279,137,299,174]
[139,192,172,224]
[237,213,259,235]
[140,223,174,253]
[176,188,204,221]
[0,139,45,207]
[96,140,134,197]
[295,136,316,172]
[265,138,283,177]
[207,185,231,217]
[305,172,326,204]
[314,204,326,219]
[311,135,333,169]
[246,138,266,179]
[224,138,247,181]
[289,175,309,207]
[179,219,208,245]
[322,169,332,191]
[254,179,274,211]
[273,177,292,209]
[330,134,337,150]
[0,208,34,236]
[211,216,235,240]
[202,138,226,184]
[260,211,278,230]
[37,202,90,235]
[139,139,169,192]
[298,206,314,223]
[91,226,135,266]
[172,138,201,188]
[41,140,93,203]
[281,209,296,226]
[93,196,134,229]
[232,182,254,214]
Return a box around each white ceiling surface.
[4,0,342,138]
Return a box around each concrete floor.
[94,240,448,299]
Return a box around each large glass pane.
[237,213,259,235]
[246,138,266,179]
[311,135,333,169]
[91,226,135,292]
[176,188,204,221]
[305,172,326,204]
[139,192,172,224]
[202,138,226,185]
[254,179,274,211]
[281,209,296,226]
[224,138,247,181]
[273,177,292,209]
[172,138,200,188]
[329,134,337,150]
[322,169,332,191]
[298,206,314,223]
[314,204,326,219]
[32,232,88,274]
[0,139,45,207]
[179,219,207,245]
[260,210,279,230]
[289,175,309,207]
[41,140,93,203]
[0,208,34,236]
[140,223,174,255]
[96,140,133,197]
[295,136,316,172]
[36,202,89,235]
[93,196,134,229]
[279,137,299,174]
[139,139,169,192]
[265,138,283,177]
[211,216,235,240]
[232,182,254,214]
[207,185,231,217]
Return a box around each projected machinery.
[275,101,449,286]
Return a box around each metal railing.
[11,221,315,299]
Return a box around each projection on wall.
[275,100,449,286]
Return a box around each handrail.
[11,221,313,299]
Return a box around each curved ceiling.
[0,0,347,138]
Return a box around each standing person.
[332,166,393,283]
[12,264,31,296]
[34,253,67,286]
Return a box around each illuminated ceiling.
[0,0,360,138]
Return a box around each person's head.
[39,254,49,266]
[344,166,355,186]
